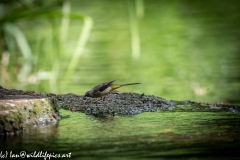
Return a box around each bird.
[84,80,141,98]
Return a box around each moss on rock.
[0,97,60,135]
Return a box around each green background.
[1,0,240,103]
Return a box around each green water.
[1,110,240,159]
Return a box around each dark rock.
[1,85,240,135]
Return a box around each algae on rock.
[0,97,59,135]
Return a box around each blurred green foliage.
[0,0,240,103]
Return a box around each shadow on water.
[1,110,240,159]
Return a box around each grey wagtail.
[84,80,141,98]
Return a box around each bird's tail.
[120,83,141,87]
[111,83,141,90]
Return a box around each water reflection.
[1,110,240,159]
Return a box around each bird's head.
[84,91,93,98]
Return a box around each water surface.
[1,110,240,159]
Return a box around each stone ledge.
[0,95,59,135]
[1,86,240,135]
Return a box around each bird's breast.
[100,86,113,95]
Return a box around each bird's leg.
[111,90,121,95]
[96,97,104,103]
[100,96,105,101]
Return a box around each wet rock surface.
[55,93,240,115]
[56,92,175,116]
[0,88,59,135]
[1,87,240,116]
[1,86,240,134]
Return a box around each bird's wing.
[93,80,116,92]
